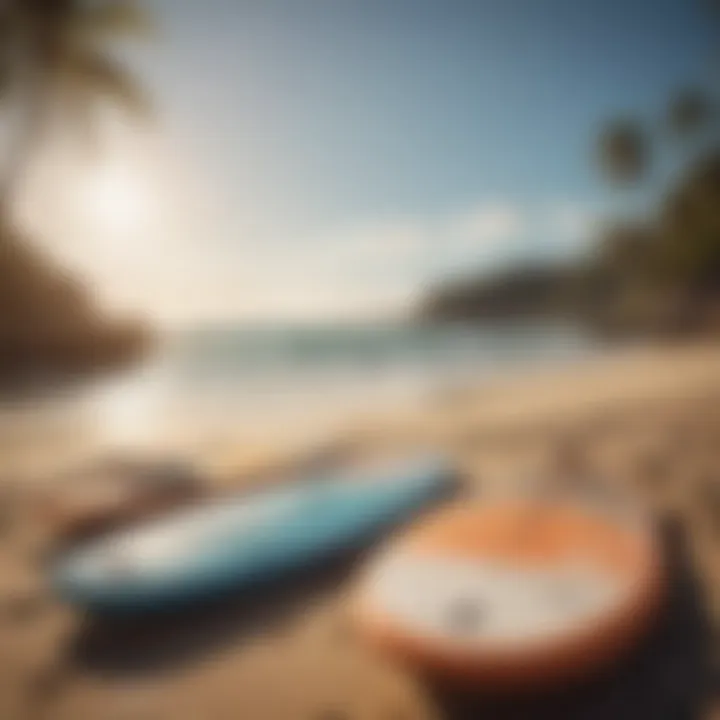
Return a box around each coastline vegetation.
[423,12,720,340]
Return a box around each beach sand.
[0,342,719,719]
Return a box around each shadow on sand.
[67,517,714,719]
[67,544,368,677]
[430,517,715,720]
[66,458,461,678]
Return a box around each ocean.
[85,320,602,448]
[0,320,604,467]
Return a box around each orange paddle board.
[353,499,665,689]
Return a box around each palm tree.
[597,119,648,184]
[0,0,150,214]
[0,0,152,381]
[667,88,715,137]
[592,76,720,334]
[596,87,717,186]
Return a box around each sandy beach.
[1,343,719,719]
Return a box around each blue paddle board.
[52,454,454,613]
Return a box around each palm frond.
[67,49,151,118]
[0,8,16,100]
[0,61,11,101]
[667,88,715,137]
[597,120,648,184]
[77,1,151,38]
[53,76,101,154]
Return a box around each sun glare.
[84,162,152,235]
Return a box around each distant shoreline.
[3,332,719,489]
[192,338,720,485]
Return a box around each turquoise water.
[84,320,602,448]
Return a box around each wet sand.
[0,343,719,719]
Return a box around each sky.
[21,0,719,324]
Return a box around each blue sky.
[28,0,717,323]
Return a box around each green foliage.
[424,110,720,336]
[667,88,715,137]
[425,4,720,338]
[658,152,720,289]
[76,0,151,38]
[421,264,577,321]
[598,120,648,183]
[0,1,152,165]
[65,48,150,117]
[585,77,720,334]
